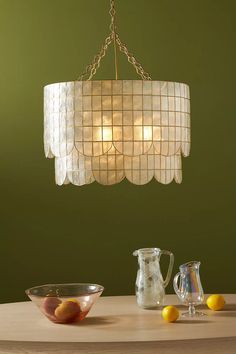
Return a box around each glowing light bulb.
[102,127,112,141]
[143,126,152,140]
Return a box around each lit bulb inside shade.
[143,126,152,140]
[44,80,191,186]
[102,127,112,141]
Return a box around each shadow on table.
[210,311,236,319]
[222,304,236,311]
[70,316,119,326]
[206,303,236,318]
[178,320,212,324]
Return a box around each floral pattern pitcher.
[133,248,174,308]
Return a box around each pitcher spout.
[180,261,200,271]
[132,248,160,257]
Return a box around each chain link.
[109,0,117,34]
[78,34,113,81]
[78,0,152,81]
[115,35,151,80]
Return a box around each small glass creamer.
[173,261,205,317]
[133,248,174,309]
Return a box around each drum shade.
[44,80,190,185]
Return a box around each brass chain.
[78,35,113,81]
[115,35,151,80]
[109,0,117,34]
[78,0,152,81]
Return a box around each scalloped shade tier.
[44,80,190,186]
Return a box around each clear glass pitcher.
[133,248,174,309]
[173,261,205,317]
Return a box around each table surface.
[0,295,236,343]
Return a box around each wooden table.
[0,295,235,354]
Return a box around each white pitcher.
[133,248,174,308]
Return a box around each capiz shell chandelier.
[44,0,191,186]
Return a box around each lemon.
[54,300,81,322]
[68,298,80,304]
[206,295,225,311]
[162,305,179,322]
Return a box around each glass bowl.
[25,283,104,324]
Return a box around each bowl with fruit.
[26,283,104,324]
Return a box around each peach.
[54,300,81,322]
[42,297,62,317]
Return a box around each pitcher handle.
[159,250,174,288]
[173,272,181,298]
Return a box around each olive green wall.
[0,0,235,303]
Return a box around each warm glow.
[44,0,191,186]
[143,126,152,140]
[102,127,112,141]
[44,80,190,186]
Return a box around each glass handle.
[173,272,181,298]
[159,250,174,288]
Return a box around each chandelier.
[44,0,191,186]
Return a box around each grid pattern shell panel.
[55,147,125,186]
[55,147,183,186]
[44,83,75,158]
[44,80,190,185]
